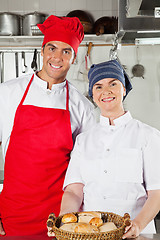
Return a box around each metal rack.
[0,34,116,50]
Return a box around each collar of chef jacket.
[100,111,132,128]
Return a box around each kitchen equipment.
[21,52,27,73]
[93,16,118,36]
[66,10,94,34]
[15,52,19,78]
[132,64,145,78]
[47,211,131,240]
[0,12,21,36]
[31,49,38,72]
[0,52,4,83]
[22,12,47,36]
[84,42,93,81]
[131,46,145,79]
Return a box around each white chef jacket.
[64,111,160,233]
[0,73,95,159]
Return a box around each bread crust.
[59,223,79,232]
[61,213,77,224]
[78,211,101,223]
[89,217,103,227]
[74,223,99,233]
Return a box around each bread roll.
[74,223,99,233]
[78,211,101,223]
[89,217,103,227]
[61,213,77,223]
[59,223,79,232]
[99,222,117,232]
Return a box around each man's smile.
[49,63,62,69]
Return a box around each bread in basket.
[47,211,131,240]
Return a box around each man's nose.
[52,51,62,61]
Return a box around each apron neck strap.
[66,80,69,111]
[19,74,34,106]
[19,75,69,111]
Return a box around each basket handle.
[123,213,131,227]
[47,213,56,228]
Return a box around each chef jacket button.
[106,148,110,151]
[104,170,107,173]
[103,196,106,199]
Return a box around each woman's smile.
[101,97,115,102]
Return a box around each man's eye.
[64,50,70,54]
[49,47,55,51]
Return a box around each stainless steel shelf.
[0,34,115,50]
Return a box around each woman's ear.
[123,87,126,97]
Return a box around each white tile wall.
[0,0,118,20]
[103,0,112,11]
[0,0,8,12]
[23,0,40,13]
[39,0,56,14]
[86,0,103,11]
[8,0,24,13]
[56,0,72,12]
[71,0,87,11]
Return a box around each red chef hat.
[37,15,84,54]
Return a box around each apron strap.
[19,74,69,110]
[19,74,34,106]
[66,80,69,111]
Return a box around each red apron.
[0,74,73,236]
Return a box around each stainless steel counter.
[136,234,160,239]
[0,234,160,239]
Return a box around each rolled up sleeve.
[63,135,84,190]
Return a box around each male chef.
[0,15,95,236]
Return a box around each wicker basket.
[47,211,131,240]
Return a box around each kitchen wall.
[0,0,160,171]
[0,0,118,19]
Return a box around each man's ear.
[41,46,44,57]
[71,55,76,64]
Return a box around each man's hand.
[0,219,5,236]
[47,226,55,237]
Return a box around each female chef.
[57,60,160,239]
[0,15,95,236]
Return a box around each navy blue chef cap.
[88,59,132,99]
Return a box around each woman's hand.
[122,220,140,239]
[0,219,5,236]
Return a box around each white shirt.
[0,73,95,159]
[64,111,160,233]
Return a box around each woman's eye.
[110,82,116,87]
[96,86,102,89]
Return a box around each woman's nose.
[102,86,112,94]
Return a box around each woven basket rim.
[52,211,128,238]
